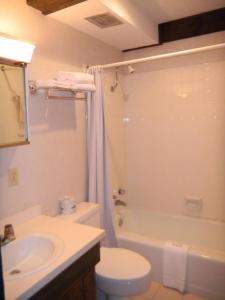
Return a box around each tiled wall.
[121,33,225,221]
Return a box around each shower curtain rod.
[91,43,225,69]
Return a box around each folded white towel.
[36,80,71,89]
[36,80,96,92]
[163,241,188,293]
[74,83,96,92]
[57,71,94,84]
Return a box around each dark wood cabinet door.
[29,243,100,300]
[62,279,83,300]
[83,269,96,300]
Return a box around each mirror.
[0,60,29,148]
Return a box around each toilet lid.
[95,247,151,280]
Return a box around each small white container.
[60,195,76,215]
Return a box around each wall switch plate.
[8,168,19,186]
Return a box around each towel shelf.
[29,81,88,100]
[44,87,87,100]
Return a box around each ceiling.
[50,0,225,50]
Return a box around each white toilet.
[58,202,151,300]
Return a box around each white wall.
[0,0,121,219]
[122,32,225,221]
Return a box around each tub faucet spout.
[115,199,127,207]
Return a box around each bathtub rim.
[116,228,225,265]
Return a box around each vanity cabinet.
[30,243,100,300]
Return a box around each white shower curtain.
[87,66,117,247]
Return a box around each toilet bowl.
[96,247,151,300]
[57,202,152,300]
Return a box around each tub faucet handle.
[118,188,126,195]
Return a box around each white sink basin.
[2,233,64,280]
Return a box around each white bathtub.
[116,208,225,300]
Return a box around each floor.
[132,281,206,300]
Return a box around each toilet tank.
[57,201,101,228]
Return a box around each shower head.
[128,65,134,74]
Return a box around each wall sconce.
[0,34,35,63]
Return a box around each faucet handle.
[0,234,3,245]
[113,188,126,199]
[4,224,15,241]
[0,224,15,247]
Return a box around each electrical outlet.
[8,168,19,186]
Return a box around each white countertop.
[3,214,104,300]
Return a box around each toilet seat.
[95,247,151,297]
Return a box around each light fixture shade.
[0,35,35,63]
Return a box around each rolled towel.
[163,241,188,293]
[57,71,94,84]
[74,83,96,92]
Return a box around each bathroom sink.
[2,233,64,280]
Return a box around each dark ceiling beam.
[123,8,225,52]
[26,0,87,15]
[159,7,225,43]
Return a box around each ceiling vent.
[85,13,123,29]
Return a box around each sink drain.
[9,269,21,275]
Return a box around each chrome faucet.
[115,199,127,207]
[0,224,16,247]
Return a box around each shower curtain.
[87,66,117,247]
